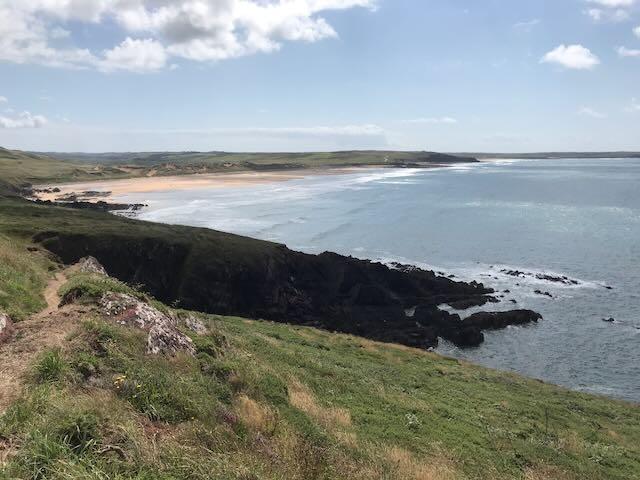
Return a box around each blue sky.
[0,0,639,152]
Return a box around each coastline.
[31,164,450,203]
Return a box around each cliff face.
[33,225,538,350]
[0,193,538,350]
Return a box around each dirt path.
[0,269,75,414]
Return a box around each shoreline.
[31,163,451,203]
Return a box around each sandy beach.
[34,167,366,202]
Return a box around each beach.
[32,167,379,202]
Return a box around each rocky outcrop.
[0,311,13,344]
[147,323,196,356]
[33,199,146,213]
[99,293,195,356]
[35,220,543,351]
[463,310,542,330]
[411,307,542,348]
[181,313,209,335]
[77,256,108,275]
[500,269,580,286]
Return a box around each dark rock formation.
[34,222,543,351]
[33,199,146,213]
[500,269,580,286]
[447,296,499,310]
[410,307,540,348]
[534,290,553,298]
[463,310,542,330]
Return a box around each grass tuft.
[32,349,68,384]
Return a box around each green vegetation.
[59,272,143,303]
[44,150,475,169]
[1,152,639,479]
[32,349,68,384]
[0,148,133,188]
[1,268,640,479]
[0,234,52,320]
[0,146,474,191]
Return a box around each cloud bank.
[0,111,48,129]
[0,0,377,73]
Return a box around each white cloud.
[0,111,48,129]
[100,37,168,72]
[541,44,600,70]
[0,1,377,72]
[578,107,607,118]
[585,8,630,21]
[634,25,640,37]
[587,0,634,6]
[585,0,635,22]
[403,117,458,125]
[0,96,7,104]
[617,46,640,57]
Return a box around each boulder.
[77,256,108,276]
[447,295,498,310]
[463,310,542,330]
[0,311,13,344]
[534,290,553,298]
[99,292,194,356]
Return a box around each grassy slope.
[0,148,134,189]
[1,148,474,191]
[0,269,639,479]
[0,234,52,320]
[42,150,474,168]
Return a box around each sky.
[0,0,639,153]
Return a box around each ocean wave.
[310,222,354,243]
[253,216,308,236]
[364,253,611,313]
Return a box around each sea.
[116,158,640,402]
